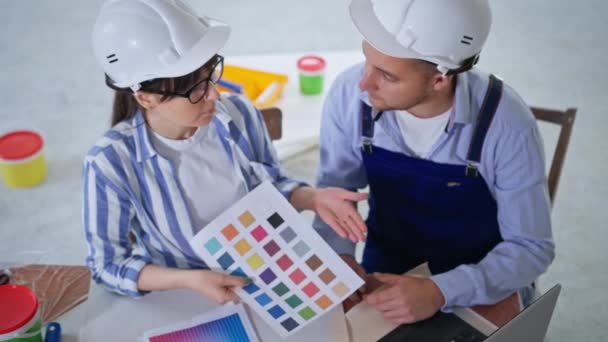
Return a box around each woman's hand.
[183,270,251,305]
[138,265,251,304]
[313,187,368,242]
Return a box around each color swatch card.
[190,181,364,337]
[141,304,259,342]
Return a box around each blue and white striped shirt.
[314,64,555,309]
[83,94,304,297]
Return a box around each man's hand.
[340,254,369,312]
[365,273,445,324]
[313,188,368,242]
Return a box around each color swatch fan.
[141,304,258,342]
[190,181,364,337]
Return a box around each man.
[314,0,555,324]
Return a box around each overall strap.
[361,102,384,154]
[465,74,504,177]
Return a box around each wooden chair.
[530,106,577,206]
[260,107,283,141]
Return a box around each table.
[55,264,520,341]
[76,285,350,341]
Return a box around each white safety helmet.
[350,0,492,74]
[92,0,230,91]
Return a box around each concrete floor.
[1,0,607,340]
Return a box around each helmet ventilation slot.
[106,54,119,64]
[460,35,473,45]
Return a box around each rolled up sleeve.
[83,161,151,298]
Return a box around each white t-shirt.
[149,124,246,233]
[394,107,452,158]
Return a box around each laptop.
[379,284,561,342]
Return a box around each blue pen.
[44,322,61,342]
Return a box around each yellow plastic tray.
[219,65,288,108]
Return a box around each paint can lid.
[0,130,44,161]
[297,55,326,72]
[0,284,39,334]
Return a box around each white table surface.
[69,284,349,342]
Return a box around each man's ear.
[133,91,161,111]
[432,73,454,92]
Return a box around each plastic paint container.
[0,131,47,188]
[0,285,43,342]
[297,55,326,95]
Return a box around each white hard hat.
[350,0,492,74]
[92,0,230,91]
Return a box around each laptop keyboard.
[449,329,487,342]
[379,311,488,342]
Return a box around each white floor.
[1,1,607,341]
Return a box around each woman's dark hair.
[109,55,221,126]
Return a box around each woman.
[84,0,367,304]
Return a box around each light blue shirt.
[83,94,304,297]
[314,63,555,309]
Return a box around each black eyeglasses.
[104,55,224,104]
[156,55,224,104]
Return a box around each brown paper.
[9,264,91,322]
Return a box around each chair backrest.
[260,107,282,140]
[530,106,577,206]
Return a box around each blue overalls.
[360,75,504,276]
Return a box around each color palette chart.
[190,181,364,337]
[141,304,259,342]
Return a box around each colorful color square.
[204,237,222,255]
[267,212,284,228]
[247,253,264,270]
[263,240,280,257]
[238,211,255,227]
[332,282,350,297]
[289,268,306,285]
[251,226,268,242]
[243,282,259,294]
[276,255,294,271]
[285,294,303,309]
[231,267,246,277]
[305,254,322,271]
[279,226,297,243]
[298,306,317,321]
[217,252,235,269]
[259,268,277,284]
[272,282,290,297]
[234,239,251,256]
[293,240,310,257]
[281,318,299,332]
[315,295,333,310]
[302,282,320,298]
[221,224,239,241]
[268,305,286,319]
[319,268,336,284]
[255,293,272,306]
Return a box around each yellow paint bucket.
[0,131,47,188]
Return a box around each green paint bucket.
[0,285,43,342]
[297,55,326,95]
